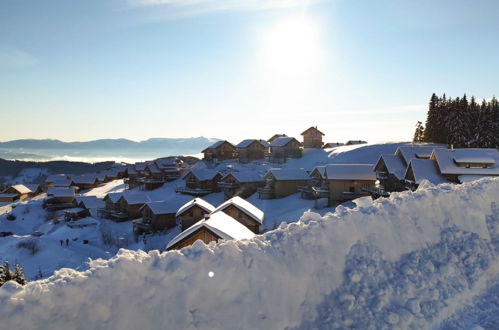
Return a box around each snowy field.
[0,177,498,329]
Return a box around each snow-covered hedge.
[1,178,499,329]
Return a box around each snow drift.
[1,178,499,329]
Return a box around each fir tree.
[413,121,425,142]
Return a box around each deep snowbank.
[1,178,499,329]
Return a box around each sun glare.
[259,17,323,77]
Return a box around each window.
[349,186,355,193]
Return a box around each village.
[1,126,498,253]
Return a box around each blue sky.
[1,0,498,143]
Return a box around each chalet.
[176,198,216,231]
[202,141,238,162]
[125,165,141,189]
[72,175,98,190]
[301,126,325,149]
[2,184,32,201]
[0,194,18,204]
[374,155,407,192]
[345,140,368,146]
[176,169,222,196]
[218,171,265,200]
[75,196,105,217]
[236,139,269,163]
[44,187,76,210]
[258,168,309,199]
[267,134,287,143]
[96,172,107,184]
[212,196,264,234]
[98,192,123,219]
[404,159,449,190]
[323,142,344,148]
[155,157,185,181]
[395,145,436,165]
[135,162,148,175]
[117,193,152,221]
[269,137,302,163]
[325,164,376,204]
[139,162,166,190]
[166,211,255,250]
[300,166,327,200]
[133,201,179,234]
[45,175,76,191]
[430,148,499,183]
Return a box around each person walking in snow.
[66,238,69,246]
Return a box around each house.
[325,164,376,204]
[374,155,407,192]
[345,140,368,146]
[202,141,238,161]
[2,184,32,201]
[176,198,216,231]
[72,175,98,190]
[269,137,302,163]
[218,171,265,199]
[395,145,436,166]
[166,211,255,250]
[267,134,287,143]
[117,193,152,221]
[404,159,449,190]
[140,162,166,190]
[236,139,269,163]
[44,187,76,210]
[98,193,123,219]
[212,196,264,233]
[0,194,18,204]
[24,184,42,197]
[430,148,499,183]
[300,166,328,200]
[125,165,140,189]
[75,196,105,217]
[155,157,185,181]
[258,168,309,199]
[323,142,344,149]
[44,175,76,191]
[133,201,179,234]
[176,169,222,196]
[301,126,325,148]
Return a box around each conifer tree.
[413,121,425,142]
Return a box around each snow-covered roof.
[375,155,406,180]
[310,166,326,179]
[269,137,298,147]
[176,198,216,217]
[325,164,376,181]
[51,178,74,187]
[346,140,367,145]
[155,158,181,169]
[301,126,325,136]
[266,168,310,181]
[47,187,75,198]
[140,201,179,215]
[202,140,233,152]
[405,159,449,185]
[166,211,255,249]
[104,192,123,203]
[145,162,162,174]
[7,184,32,195]
[457,175,494,183]
[0,193,17,198]
[324,142,344,148]
[432,148,499,176]
[127,165,138,175]
[23,184,40,193]
[395,145,436,165]
[45,174,69,183]
[120,192,151,205]
[72,175,97,185]
[135,162,148,171]
[188,169,221,181]
[222,171,264,183]
[76,196,105,209]
[212,196,264,224]
[235,139,269,148]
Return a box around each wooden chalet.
[345,140,368,146]
[202,141,238,161]
[44,175,76,191]
[218,171,265,200]
[24,184,42,197]
[212,196,264,234]
[166,211,255,250]
[75,196,105,217]
[395,145,435,166]
[267,134,287,143]
[0,194,18,204]
[72,175,99,190]
[300,166,328,200]
[176,169,222,196]
[44,187,76,210]
[258,168,309,199]
[125,165,141,189]
[374,155,407,193]
[404,159,449,191]
[139,162,166,190]
[155,157,185,181]
[2,184,32,201]
[269,137,302,163]
[98,192,123,219]
[133,201,179,234]
[176,198,216,231]
[236,139,269,163]
[301,126,325,149]
[325,164,376,205]
[117,193,152,221]
[323,142,344,149]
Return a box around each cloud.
[0,46,38,69]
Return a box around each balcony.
[376,171,389,180]
[257,186,275,199]
[175,186,214,196]
[312,186,329,199]
[218,181,239,189]
[133,218,153,232]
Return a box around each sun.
[259,17,323,78]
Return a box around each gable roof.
[395,145,436,165]
[176,198,216,217]
[431,148,499,176]
[325,164,376,180]
[51,178,75,187]
[324,142,344,148]
[222,171,264,183]
[76,196,105,209]
[212,196,264,224]
[47,187,75,198]
[135,162,148,172]
[310,166,326,179]
[72,175,98,185]
[127,165,138,175]
[166,211,255,249]
[104,192,123,203]
[301,126,325,136]
[405,159,449,185]
[202,140,234,152]
[140,201,179,215]
[269,137,299,147]
[187,169,221,181]
[267,134,287,143]
[235,139,269,149]
[145,162,162,174]
[119,192,151,205]
[23,184,40,193]
[266,168,310,181]
[375,155,406,180]
[6,184,32,195]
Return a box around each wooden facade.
[258,170,309,199]
[218,173,264,200]
[301,126,325,149]
[269,137,302,163]
[202,141,238,161]
[184,171,222,192]
[2,185,30,201]
[220,204,260,234]
[134,204,176,234]
[373,157,405,192]
[169,227,221,250]
[178,204,211,231]
[236,140,269,163]
[327,179,375,204]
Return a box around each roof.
[135,162,148,171]
[51,178,74,187]
[127,165,138,175]
[346,140,368,145]
[23,184,40,193]
[202,140,234,152]
[120,192,151,205]
[155,158,181,169]
[395,145,436,165]
[72,175,98,185]
[324,142,344,148]
[76,196,105,209]
[187,169,221,181]
[47,187,75,198]
[212,196,264,224]
[431,148,499,176]
[166,211,255,249]
[176,198,216,217]
[405,159,449,185]
[235,139,269,149]
[301,126,325,136]
[457,175,495,183]
[45,174,69,183]
[104,192,123,203]
[269,137,298,147]
[375,155,406,180]
[140,201,179,215]
[266,168,310,181]
[0,193,18,198]
[325,164,376,180]
[222,171,264,183]
[6,184,32,195]
[145,162,162,174]
[310,166,326,179]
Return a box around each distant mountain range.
[0,137,218,161]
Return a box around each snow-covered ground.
[0,177,498,329]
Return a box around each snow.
[396,145,440,164]
[458,175,494,184]
[224,171,264,183]
[212,196,264,224]
[377,154,406,180]
[176,198,216,217]
[47,187,75,198]
[269,136,296,147]
[141,201,182,215]
[326,164,376,180]
[432,148,499,175]
[267,168,309,181]
[1,178,498,329]
[75,196,105,209]
[188,168,221,181]
[119,192,152,205]
[407,159,449,185]
[84,180,126,198]
[235,139,269,148]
